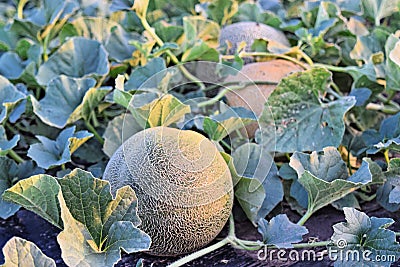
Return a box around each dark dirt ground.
[0,200,399,267]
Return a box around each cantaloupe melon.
[224,60,303,137]
[103,126,233,256]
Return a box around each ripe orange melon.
[224,60,303,137]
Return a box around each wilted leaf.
[1,237,56,267]
[331,207,400,266]
[257,68,356,152]
[36,37,109,85]
[31,76,96,128]
[27,126,93,169]
[258,214,308,248]
[203,107,256,141]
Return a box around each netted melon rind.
[103,126,233,256]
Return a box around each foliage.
[0,0,399,266]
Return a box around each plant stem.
[297,49,314,66]
[139,14,205,90]
[168,238,230,267]
[297,209,313,226]
[204,80,278,92]
[8,150,24,163]
[222,52,309,70]
[42,34,51,62]
[384,149,390,164]
[17,0,28,19]
[198,84,254,107]
[85,121,104,145]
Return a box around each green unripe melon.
[103,126,233,256]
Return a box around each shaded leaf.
[103,113,143,158]
[31,75,96,128]
[258,214,308,248]
[362,0,400,26]
[71,17,139,61]
[36,37,109,85]
[0,75,26,124]
[0,126,19,156]
[27,126,93,169]
[233,143,283,224]
[1,237,56,267]
[125,58,166,91]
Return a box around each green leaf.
[257,68,356,152]
[71,17,139,61]
[0,75,26,124]
[289,147,373,211]
[203,107,257,141]
[0,126,19,155]
[4,168,151,266]
[331,207,400,266]
[361,112,400,154]
[125,58,166,91]
[181,41,219,62]
[298,170,371,216]
[233,143,283,224]
[57,169,151,266]
[1,237,56,267]
[386,35,400,91]
[0,157,19,219]
[361,0,400,26]
[36,37,109,85]
[183,16,220,50]
[31,76,96,128]
[129,93,191,128]
[0,52,24,80]
[11,0,79,41]
[27,126,93,169]
[80,87,111,122]
[103,114,143,158]
[258,214,308,248]
[3,174,63,228]
[207,0,237,25]
[58,169,142,246]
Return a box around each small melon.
[103,126,233,256]
[224,60,303,137]
[219,22,289,53]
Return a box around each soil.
[0,201,399,267]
